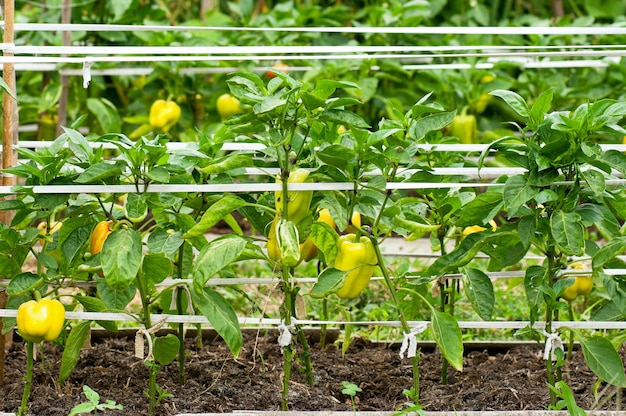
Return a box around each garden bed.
[0,329,624,416]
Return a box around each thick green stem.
[136,270,157,415]
[545,253,557,407]
[438,231,449,385]
[176,244,186,384]
[176,287,186,384]
[371,240,420,403]
[18,341,34,416]
[319,297,328,349]
[566,304,575,360]
[280,268,294,411]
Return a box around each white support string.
[6,23,626,36]
[399,323,429,359]
[82,56,94,88]
[277,319,297,352]
[542,330,564,362]
[0,309,624,330]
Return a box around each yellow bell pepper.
[17,299,66,343]
[275,169,313,224]
[90,220,113,255]
[334,234,378,299]
[149,99,181,132]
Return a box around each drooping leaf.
[153,334,180,366]
[59,321,91,384]
[550,210,585,256]
[191,286,242,357]
[193,235,247,290]
[430,308,463,371]
[182,195,246,239]
[578,334,626,387]
[101,228,143,291]
[310,268,347,298]
[462,268,495,320]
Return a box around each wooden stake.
[1,0,18,386]
[56,0,71,136]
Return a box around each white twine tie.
[277,319,296,353]
[542,330,564,362]
[82,57,94,88]
[135,317,167,362]
[169,285,195,315]
[399,323,429,359]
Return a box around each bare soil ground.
[0,330,624,415]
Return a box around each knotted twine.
[168,285,195,315]
[135,317,167,362]
[399,323,429,359]
[277,319,297,353]
[82,57,94,88]
[542,330,564,362]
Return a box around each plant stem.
[18,341,34,416]
[176,286,186,384]
[566,304,575,360]
[136,269,157,416]
[176,244,186,384]
[371,240,420,403]
[319,297,328,349]
[545,253,557,407]
[280,268,294,411]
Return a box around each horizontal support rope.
[5,23,626,36]
[8,141,626,154]
[0,308,622,330]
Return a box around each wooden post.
[1,0,18,386]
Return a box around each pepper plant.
[308,93,465,406]
[2,127,266,415]
[426,88,626,404]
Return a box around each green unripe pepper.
[275,169,313,224]
[334,234,378,299]
[449,113,477,144]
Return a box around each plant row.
[0,71,625,415]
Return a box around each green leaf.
[550,210,584,256]
[153,334,180,366]
[593,236,626,269]
[64,127,93,164]
[253,94,287,114]
[462,268,495,320]
[524,265,546,308]
[0,76,17,100]
[191,286,242,357]
[86,97,121,133]
[198,153,253,175]
[101,228,142,291]
[503,175,538,216]
[455,192,503,228]
[96,279,136,310]
[142,254,172,286]
[580,169,605,195]
[490,89,529,118]
[193,235,247,289]
[75,296,117,332]
[7,272,42,296]
[310,268,347,298]
[146,228,184,257]
[59,217,94,265]
[316,144,356,169]
[578,334,626,387]
[409,111,456,140]
[430,308,463,371]
[529,89,553,126]
[182,194,246,239]
[125,193,148,223]
[319,109,370,129]
[75,162,123,184]
[59,321,91,384]
[309,221,339,264]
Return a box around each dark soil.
[0,329,624,415]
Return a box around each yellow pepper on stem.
[334,234,378,299]
[149,99,181,132]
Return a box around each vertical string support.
[1,0,18,386]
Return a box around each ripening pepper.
[334,234,378,299]
[16,299,66,343]
[474,75,495,114]
[149,99,181,132]
[266,218,301,267]
[449,113,477,144]
[561,262,593,301]
[216,93,243,120]
[275,169,313,224]
[90,220,113,255]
